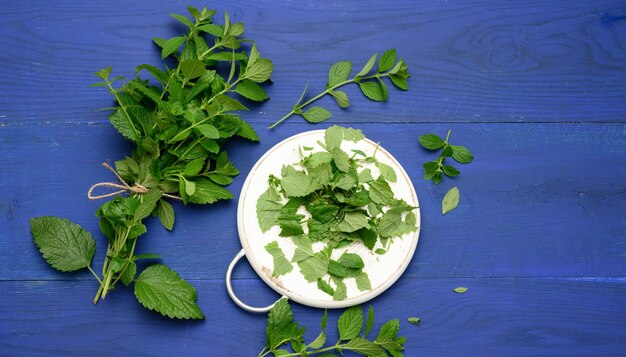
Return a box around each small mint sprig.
[419,129,473,184]
[269,49,410,128]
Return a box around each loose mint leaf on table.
[408,317,421,325]
[30,217,96,272]
[134,264,204,319]
[442,186,460,215]
[269,50,410,128]
[338,305,364,340]
[453,286,469,294]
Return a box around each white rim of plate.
[231,129,421,310]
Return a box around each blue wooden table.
[2,1,626,355]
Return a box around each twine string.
[87,162,181,200]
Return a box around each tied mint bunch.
[270,49,410,128]
[29,6,273,319]
[258,299,407,357]
[257,126,418,300]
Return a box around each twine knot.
[87,162,180,200]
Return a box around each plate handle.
[226,249,285,313]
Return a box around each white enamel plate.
[226,129,420,312]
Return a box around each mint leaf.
[442,186,460,215]
[408,317,420,325]
[358,81,385,101]
[134,264,204,319]
[330,90,350,108]
[189,179,234,204]
[302,106,332,123]
[454,286,468,293]
[265,241,293,277]
[336,211,370,233]
[308,310,328,349]
[30,216,96,272]
[355,272,372,291]
[364,305,375,338]
[368,177,395,205]
[345,337,385,355]
[317,278,335,296]
[452,145,474,163]
[378,48,397,73]
[376,319,400,340]
[266,298,299,350]
[338,305,364,340]
[180,59,205,79]
[357,53,377,77]
[120,260,137,286]
[328,60,352,87]
[245,58,273,83]
[375,161,397,183]
[256,188,283,232]
[331,148,350,172]
[235,80,269,101]
[338,253,364,269]
[157,199,175,231]
[443,165,460,177]
[159,36,185,59]
[419,134,444,150]
[108,108,140,143]
[297,254,329,282]
[281,171,317,197]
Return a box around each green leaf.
[281,171,317,197]
[317,278,335,296]
[356,53,377,77]
[189,179,234,204]
[358,81,385,101]
[368,178,395,205]
[134,264,204,319]
[196,124,220,139]
[364,305,375,338]
[265,241,293,277]
[442,145,454,157]
[389,74,408,90]
[378,48,397,73]
[159,36,186,59]
[309,310,328,349]
[135,64,168,85]
[170,13,194,28]
[330,90,350,108]
[327,60,352,87]
[235,80,269,101]
[108,108,140,143]
[376,319,400,340]
[158,199,175,231]
[442,186,460,215]
[452,145,474,163]
[245,58,273,83]
[336,211,370,233]
[332,277,347,301]
[331,148,350,172]
[423,161,440,181]
[338,305,364,340]
[183,157,205,176]
[302,106,332,123]
[324,125,364,151]
[180,59,205,79]
[120,261,137,286]
[375,161,397,183]
[419,134,444,150]
[266,298,299,351]
[345,337,385,355]
[197,23,223,37]
[29,217,96,272]
[256,188,283,232]
[378,210,415,238]
[278,212,305,237]
[305,152,333,168]
[297,254,329,282]
[338,253,364,269]
[453,286,468,293]
[408,317,420,325]
[134,189,163,221]
[443,165,460,177]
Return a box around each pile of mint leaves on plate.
[257,125,418,301]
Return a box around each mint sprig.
[419,129,474,185]
[258,299,407,357]
[269,49,409,128]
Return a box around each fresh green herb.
[269,49,409,128]
[256,126,418,299]
[419,130,473,184]
[407,317,420,325]
[442,186,460,215]
[453,287,468,294]
[258,299,407,357]
[29,6,272,319]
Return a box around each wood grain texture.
[0,0,626,124]
[2,1,626,355]
[1,278,625,355]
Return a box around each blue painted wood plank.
[1,0,626,124]
[1,123,625,281]
[1,278,625,355]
